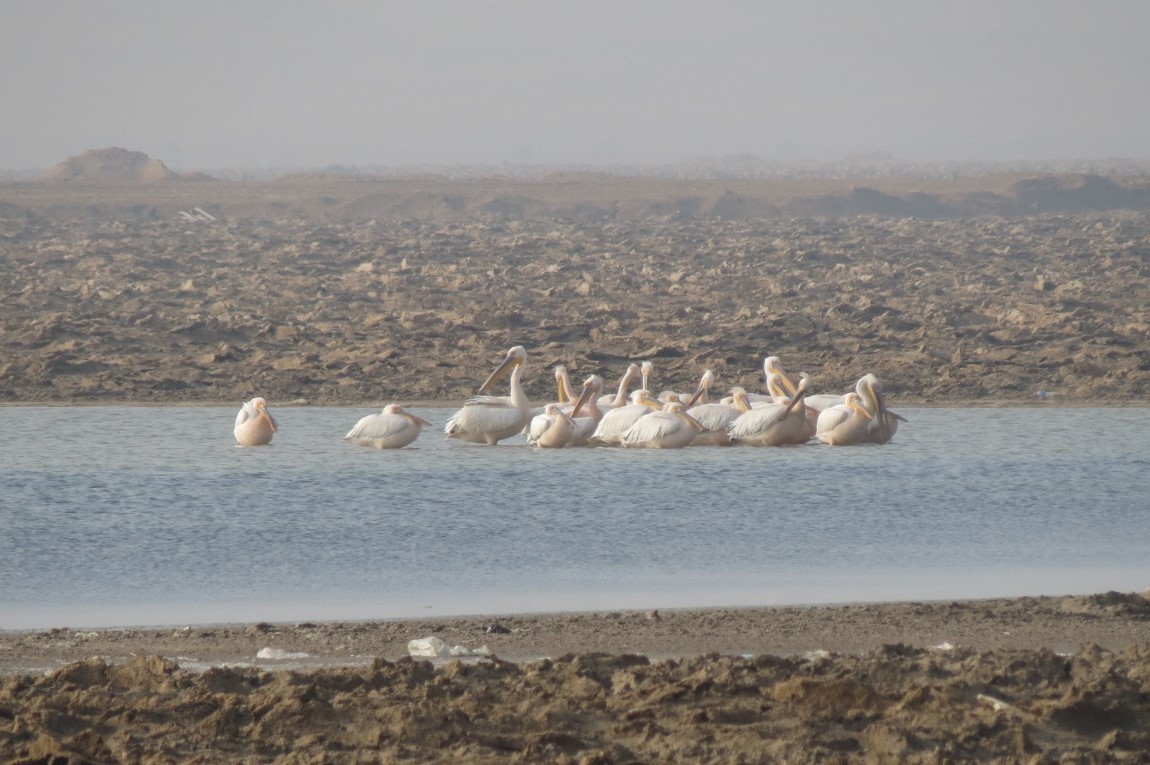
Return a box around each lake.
[2,405,1148,630]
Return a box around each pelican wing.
[526,413,558,444]
[815,405,851,436]
[728,405,789,440]
[621,412,679,446]
[345,413,407,441]
[688,403,740,433]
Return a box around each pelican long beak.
[684,379,709,409]
[408,413,434,427]
[478,356,518,394]
[848,399,873,419]
[679,411,707,431]
[570,384,595,419]
[554,367,567,404]
[257,403,277,432]
[781,388,807,417]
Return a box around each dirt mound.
[3,644,1149,763]
[41,147,182,183]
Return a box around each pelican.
[598,363,642,409]
[689,386,752,446]
[554,365,578,405]
[856,373,907,443]
[746,356,800,403]
[620,401,706,449]
[567,375,606,446]
[525,403,577,448]
[728,376,815,446]
[590,389,663,446]
[344,404,432,449]
[234,397,277,446]
[445,346,533,445]
[814,393,874,446]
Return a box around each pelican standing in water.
[345,404,432,449]
[445,346,533,445]
[728,375,815,446]
[234,397,277,446]
[814,392,874,446]
[620,401,706,449]
[525,403,578,448]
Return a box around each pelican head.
[478,346,527,394]
[570,374,605,418]
[663,401,706,431]
[685,369,715,409]
[763,356,799,396]
[640,361,654,391]
[781,374,812,416]
[384,403,433,426]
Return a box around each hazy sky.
[3,1,1149,171]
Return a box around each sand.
[3,592,1150,763]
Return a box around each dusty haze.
[3,1,1150,172]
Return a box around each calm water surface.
[2,405,1149,629]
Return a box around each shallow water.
[2,405,1149,630]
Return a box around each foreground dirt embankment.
[3,174,1150,405]
[2,593,1150,763]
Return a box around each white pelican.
[344,404,432,449]
[590,389,662,446]
[567,375,606,446]
[856,373,907,443]
[444,346,533,445]
[744,356,800,404]
[620,401,706,449]
[728,376,815,446]
[689,387,752,446]
[525,403,577,448]
[234,397,277,446]
[598,363,642,409]
[814,393,874,446]
[554,365,578,406]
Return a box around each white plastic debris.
[407,636,491,658]
[256,647,310,660]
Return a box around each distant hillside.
[41,147,211,183]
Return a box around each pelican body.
[590,389,662,446]
[445,346,533,445]
[689,387,752,446]
[345,404,432,449]
[728,377,815,446]
[814,393,874,446]
[526,403,577,448]
[234,397,277,446]
[620,402,706,449]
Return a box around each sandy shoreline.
[4,592,1149,676]
[3,593,1150,763]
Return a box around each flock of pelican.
[442,346,905,449]
[233,346,905,450]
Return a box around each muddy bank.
[2,593,1150,763]
[3,175,1150,406]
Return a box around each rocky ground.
[2,592,1150,763]
[3,171,1150,406]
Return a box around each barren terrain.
[4,169,1150,405]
